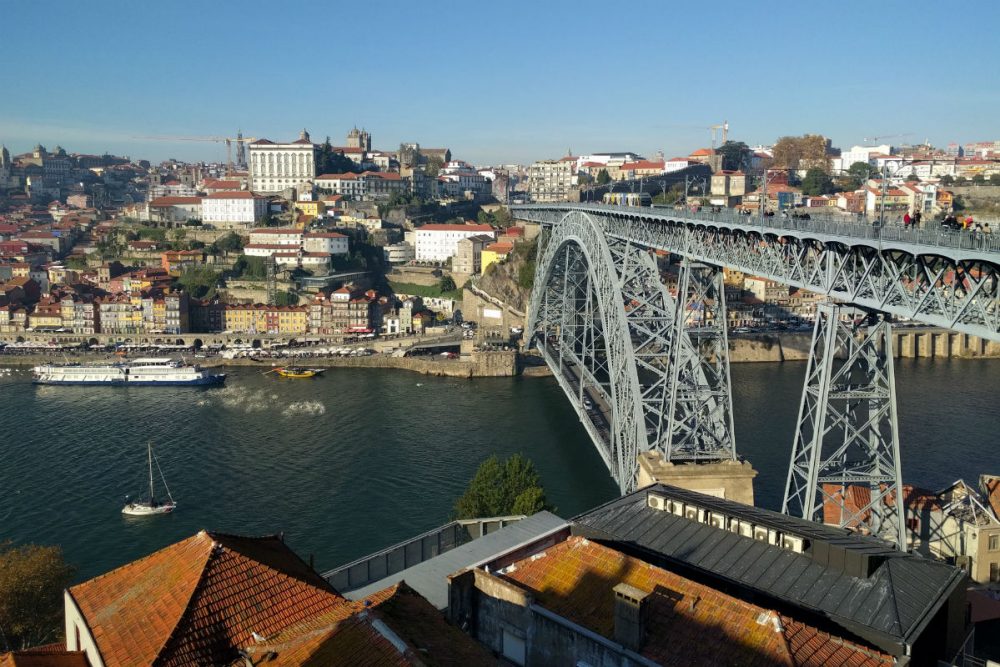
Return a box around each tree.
[596,169,611,185]
[771,134,830,171]
[800,167,835,196]
[274,291,298,306]
[990,174,1000,186]
[906,173,920,182]
[216,232,244,254]
[956,176,969,185]
[423,156,444,179]
[972,174,986,185]
[437,275,456,292]
[176,266,220,299]
[316,137,360,175]
[453,454,551,519]
[0,542,75,651]
[940,174,955,185]
[717,140,752,172]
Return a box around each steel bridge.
[512,203,1000,548]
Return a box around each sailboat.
[122,442,176,516]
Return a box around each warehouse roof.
[572,484,966,655]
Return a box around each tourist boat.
[122,443,176,516]
[32,358,226,386]
[269,366,326,379]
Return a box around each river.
[0,358,998,581]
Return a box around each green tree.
[717,140,752,171]
[772,134,830,171]
[972,173,986,185]
[596,169,611,185]
[940,174,955,185]
[233,255,267,279]
[956,176,969,185]
[990,174,1000,186]
[800,167,835,196]
[0,542,76,651]
[906,173,920,182]
[216,232,244,254]
[423,156,444,179]
[274,291,299,306]
[176,266,220,299]
[438,275,456,292]
[517,259,536,290]
[316,137,361,175]
[453,454,551,519]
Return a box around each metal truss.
[527,211,737,492]
[514,205,1000,342]
[667,260,737,460]
[782,303,905,548]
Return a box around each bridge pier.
[782,302,905,549]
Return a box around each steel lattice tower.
[782,302,905,548]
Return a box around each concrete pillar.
[899,332,916,358]
[934,332,949,358]
[636,452,758,506]
[917,332,932,358]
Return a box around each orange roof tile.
[501,536,890,666]
[0,649,88,667]
[67,531,351,667]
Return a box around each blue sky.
[1,0,997,165]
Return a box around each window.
[991,535,1000,551]
[992,562,1000,583]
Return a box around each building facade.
[527,159,574,202]
[248,130,318,194]
[201,191,269,229]
[414,224,495,263]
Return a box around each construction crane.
[709,121,729,150]
[862,133,913,145]
[139,132,257,174]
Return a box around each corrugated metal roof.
[572,484,965,654]
[343,511,568,610]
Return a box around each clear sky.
[1,0,997,166]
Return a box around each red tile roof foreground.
[0,651,88,667]
[67,530,352,667]
[501,536,891,667]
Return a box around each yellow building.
[481,242,514,275]
[294,200,325,218]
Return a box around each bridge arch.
[527,210,647,489]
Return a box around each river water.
[1,359,998,581]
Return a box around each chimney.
[612,583,650,652]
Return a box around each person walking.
[903,212,912,227]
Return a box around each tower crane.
[138,132,257,174]
[709,121,729,150]
[862,133,913,145]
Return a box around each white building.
[383,242,415,264]
[303,232,349,255]
[665,157,694,173]
[315,172,408,200]
[201,191,269,229]
[528,159,574,202]
[248,129,318,194]
[147,196,201,225]
[245,228,348,261]
[414,223,495,262]
[832,145,893,173]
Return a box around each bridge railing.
[521,203,1000,255]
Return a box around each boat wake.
[197,386,326,418]
[282,401,326,417]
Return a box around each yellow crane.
[138,132,258,175]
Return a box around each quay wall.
[0,350,518,379]
[728,330,1000,363]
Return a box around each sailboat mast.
[148,442,155,502]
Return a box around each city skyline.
[2,0,998,164]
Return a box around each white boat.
[122,443,176,516]
[33,358,226,386]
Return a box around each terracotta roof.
[622,160,666,171]
[67,530,351,667]
[501,536,891,666]
[690,148,714,156]
[485,242,513,254]
[149,196,201,207]
[0,649,88,667]
[202,179,241,189]
[418,224,493,233]
[203,191,260,199]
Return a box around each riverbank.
[0,350,519,379]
